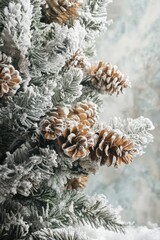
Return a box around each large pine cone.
[90,129,134,167]
[40,106,66,140]
[68,101,97,128]
[58,121,94,161]
[66,176,88,190]
[89,61,130,95]
[0,64,22,97]
[43,0,80,24]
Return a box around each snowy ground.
[81,223,160,240]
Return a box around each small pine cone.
[40,106,66,140]
[58,121,94,161]
[89,61,130,95]
[68,101,97,128]
[0,64,22,97]
[90,129,134,167]
[65,49,87,69]
[66,176,88,190]
[43,0,80,24]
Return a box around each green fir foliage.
[0,188,125,239]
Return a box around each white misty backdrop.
[86,0,160,226]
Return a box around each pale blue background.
[86,0,160,225]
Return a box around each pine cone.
[58,121,94,161]
[66,176,88,190]
[43,0,80,24]
[89,61,130,95]
[68,101,97,128]
[65,49,86,69]
[0,64,22,97]
[40,106,66,140]
[90,129,134,167]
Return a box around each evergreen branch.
[72,192,125,233]
[32,227,89,240]
[0,144,58,200]
[0,0,32,86]
[0,187,125,239]
[88,0,112,14]
[0,84,55,131]
[30,20,86,78]
[30,23,68,77]
[31,189,126,233]
[0,215,29,240]
[1,0,32,55]
[52,68,83,105]
[30,0,45,24]
[0,199,30,240]
[0,125,21,156]
[80,0,112,35]
[110,116,154,156]
[0,0,10,34]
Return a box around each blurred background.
[86,0,160,225]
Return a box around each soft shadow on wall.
[86,0,160,225]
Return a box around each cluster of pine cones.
[40,101,134,189]
[40,101,97,161]
[0,0,132,189]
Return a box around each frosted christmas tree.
[0,0,154,239]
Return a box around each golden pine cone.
[58,121,94,161]
[66,175,88,190]
[43,0,80,24]
[0,64,22,97]
[90,129,134,167]
[68,101,97,128]
[89,61,130,95]
[40,106,66,140]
